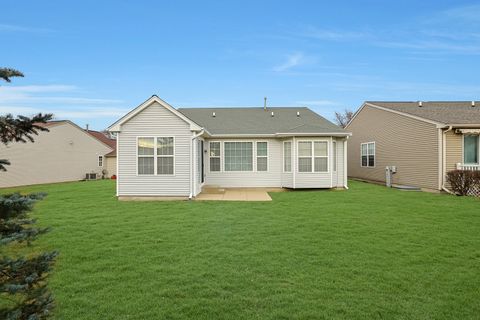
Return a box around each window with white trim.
[98,155,104,167]
[209,142,221,172]
[298,141,329,173]
[361,142,375,167]
[283,141,292,172]
[138,137,155,175]
[256,142,268,171]
[137,137,174,175]
[157,137,174,174]
[464,135,479,164]
[224,142,253,171]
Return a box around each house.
[107,95,351,199]
[346,101,480,192]
[0,120,115,188]
[85,129,117,177]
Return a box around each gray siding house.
[108,95,351,199]
[346,101,480,191]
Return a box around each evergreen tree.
[0,68,57,319]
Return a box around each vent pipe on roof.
[212,112,216,117]
[296,111,300,117]
[271,111,274,117]
[472,101,476,108]
[264,97,267,110]
[418,101,423,107]
[86,124,89,131]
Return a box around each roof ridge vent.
[418,101,423,107]
[472,101,476,108]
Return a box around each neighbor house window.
[361,142,375,167]
[157,137,174,175]
[224,142,253,171]
[138,137,155,175]
[137,137,174,175]
[464,135,479,164]
[98,155,104,167]
[298,141,329,173]
[256,142,268,171]
[209,142,221,172]
[283,141,292,172]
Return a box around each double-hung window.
[298,141,329,172]
[256,142,268,171]
[283,141,292,172]
[224,142,253,171]
[137,137,174,175]
[209,142,221,172]
[98,155,104,167]
[464,135,479,164]
[361,142,375,167]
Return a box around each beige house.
[108,95,350,199]
[346,101,480,191]
[0,120,115,188]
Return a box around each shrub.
[446,170,480,196]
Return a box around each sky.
[1,0,480,130]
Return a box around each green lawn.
[3,180,480,319]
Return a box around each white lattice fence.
[453,164,480,197]
[467,185,480,197]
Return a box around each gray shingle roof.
[367,101,480,125]
[177,107,347,136]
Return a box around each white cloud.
[0,105,129,119]
[0,23,54,33]
[273,52,306,72]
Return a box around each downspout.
[344,136,349,189]
[189,129,205,200]
[441,126,454,194]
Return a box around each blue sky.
[1,0,480,130]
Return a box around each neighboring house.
[108,95,351,199]
[0,120,114,188]
[346,101,480,191]
[85,129,117,177]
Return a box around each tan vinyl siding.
[445,130,463,172]
[117,102,192,196]
[105,156,117,177]
[204,138,282,188]
[0,122,112,188]
[347,105,440,190]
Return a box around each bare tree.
[334,109,354,128]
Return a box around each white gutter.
[441,126,454,194]
[189,129,205,200]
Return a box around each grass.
[2,179,480,319]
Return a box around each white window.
[298,141,329,173]
[209,142,221,172]
[361,142,375,168]
[256,142,268,171]
[224,142,253,171]
[157,137,174,175]
[332,141,337,172]
[283,141,292,172]
[98,155,104,167]
[464,135,479,164]
[137,137,174,175]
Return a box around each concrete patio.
[196,187,285,201]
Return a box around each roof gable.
[107,95,203,132]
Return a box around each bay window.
[298,140,329,173]
[283,141,292,172]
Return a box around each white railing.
[456,163,480,171]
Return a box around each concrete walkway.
[196,187,283,201]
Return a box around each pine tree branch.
[0,68,24,83]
